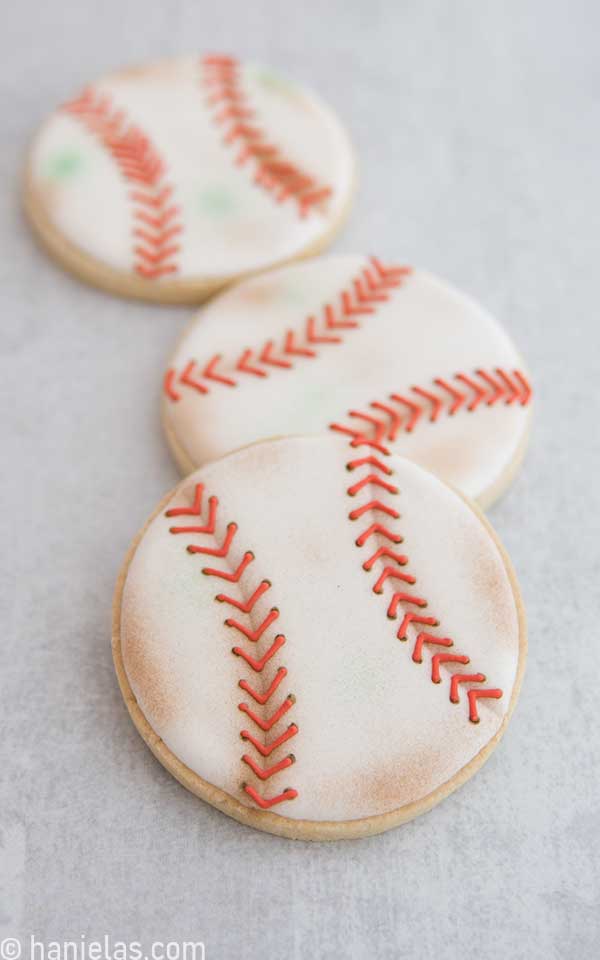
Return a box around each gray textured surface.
[1,1,599,957]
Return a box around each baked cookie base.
[112,468,527,841]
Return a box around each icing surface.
[120,436,522,823]
[28,56,354,280]
[163,255,532,503]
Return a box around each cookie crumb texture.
[26,55,355,301]
[114,436,525,839]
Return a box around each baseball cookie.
[162,255,533,508]
[24,55,355,303]
[113,435,526,840]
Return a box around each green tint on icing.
[44,149,85,180]
[282,283,312,306]
[301,385,338,419]
[251,67,296,98]
[197,186,237,217]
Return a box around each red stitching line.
[330,367,532,443]
[62,88,182,279]
[164,257,411,401]
[200,53,333,218]
[165,482,297,809]
[342,439,503,723]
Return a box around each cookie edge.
[111,444,528,841]
[161,399,533,510]
[22,142,357,304]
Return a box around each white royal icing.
[28,56,355,281]
[120,436,522,824]
[163,255,532,504]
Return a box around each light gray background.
[1,1,599,957]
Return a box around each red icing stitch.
[163,258,411,400]
[237,349,268,378]
[203,355,237,387]
[346,455,393,475]
[201,54,332,219]
[372,567,416,592]
[387,592,427,619]
[259,341,293,369]
[343,445,505,722]
[180,361,209,395]
[330,367,533,444]
[431,653,469,684]
[355,523,402,547]
[363,546,408,571]
[412,632,453,664]
[450,672,485,703]
[241,723,298,757]
[217,580,271,612]
[187,522,237,557]
[455,373,486,411]
[166,482,297,809]
[233,635,286,672]
[369,402,402,441]
[349,499,400,522]
[239,696,294,731]
[202,552,254,582]
[467,688,503,723]
[397,611,438,640]
[347,474,398,498]
[239,667,287,704]
[346,429,391,456]
[225,608,279,642]
[62,88,181,279]
[242,753,294,780]
[242,784,298,809]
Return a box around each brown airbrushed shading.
[413,434,484,498]
[119,599,181,730]
[110,59,183,85]
[112,437,527,841]
[341,746,447,816]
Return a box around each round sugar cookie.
[162,255,533,508]
[113,435,526,841]
[24,55,355,303]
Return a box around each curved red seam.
[329,367,533,443]
[201,54,332,219]
[344,447,505,723]
[62,87,182,279]
[165,481,297,807]
[163,257,411,400]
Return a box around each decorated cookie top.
[26,56,355,302]
[162,255,533,507]
[114,435,525,839]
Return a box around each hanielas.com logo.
[0,938,205,960]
